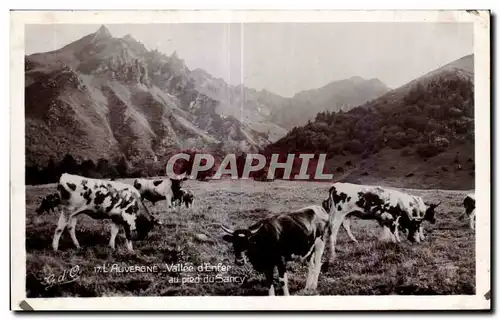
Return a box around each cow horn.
[249,223,263,234]
[220,224,234,234]
[432,201,442,208]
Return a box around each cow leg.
[305,247,316,290]
[109,223,120,250]
[392,220,402,243]
[277,259,290,296]
[311,237,325,290]
[325,213,346,264]
[342,217,358,243]
[165,195,173,211]
[418,225,426,242]
[67,216,80,249]
[125,238,134,252]
[380,225,396,243]
[470,210,476,230]
[52,209,69,251]
[305,236,326,291]
[265,268,275,296]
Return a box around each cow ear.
[222,234,234,242]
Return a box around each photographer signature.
[41,265,81,290]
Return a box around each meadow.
[24,179,475,297]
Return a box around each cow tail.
[326,187,335,215]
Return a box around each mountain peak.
[348,76,365,82]
[123,34,134,40]
[92,25,112,42]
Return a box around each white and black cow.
[53,173,162,252]
[133,176,187,211]
[36,193,61,214]
[221,205,333,296]
[323,183,442,256]
[463,193,476,230]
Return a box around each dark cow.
[36,193,61,214]
[463,193,476,230]
[323,183,442,254]
[133,176,187,211]
[52,173,162,252]
[221,205,333,296]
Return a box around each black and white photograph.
[10,10,491,311]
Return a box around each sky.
[25,23,473,97]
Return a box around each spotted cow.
[173,189,194,209]
[221,205,333,296]
[463,193,476,230]
[52,173,162,252]
[323,183,442,257]
[133,176,187,211]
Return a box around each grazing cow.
[173,189,194,209]
[52,173,162,252]
[133,176,187,211]
[36,193,61,214]
[221,205,333,296]
[463,193,476,230]
[323,183,442,254]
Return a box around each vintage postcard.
[10,10,490,311]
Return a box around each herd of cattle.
[34,173,476,296]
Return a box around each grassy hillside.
[264,61,475,190]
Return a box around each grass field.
[25,179,475,297]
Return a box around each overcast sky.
[25,23,473,97]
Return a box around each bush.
[344,139,364,154]
[416,143,443,158]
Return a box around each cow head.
[36,193,60,214]
[424,201,442,224]
[135,213,162,240]
[221,223,263,266]
[133,193,163,240]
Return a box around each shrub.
[416,143,443,158]
[344,139,364,154]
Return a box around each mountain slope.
[360,54,473,108]
[269,76,390,129]
[264,54,475,189]
[25,26,284,169]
